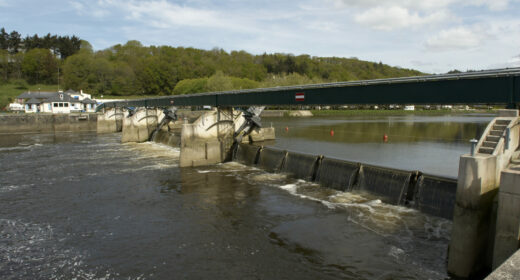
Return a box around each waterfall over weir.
[356,164,413,205]
[233,143,458,220]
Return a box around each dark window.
[59,103,63,107]
[53,103,58,107]
[64,103,69,107]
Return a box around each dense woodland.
[0,28,423,97]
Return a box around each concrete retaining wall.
[0,113,97,134]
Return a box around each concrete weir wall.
[448,110,520,278]
[234,143,458,220]
[179,108,275,167]
[121,108,163,143]
[0,113,97,133]
[97,108,126,133]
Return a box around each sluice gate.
[234,144,458,220]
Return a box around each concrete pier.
[492,153,520,269]
[97,108,126,133]
[120,108,163,143]
[448,109,520,278]
[178,108,275,167]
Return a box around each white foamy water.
[0,184,34,193]
[0,219,115,279]
[0,143,42,152]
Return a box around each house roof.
[45,93,75,103]
[64,89,80,95]
[25,98,42,104]
[81,98,97,104]
[17,91,57,99]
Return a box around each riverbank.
[310,109,497,117]
[0,113,98,134]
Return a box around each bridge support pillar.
[179,107,275,167]
[121,108,164,143]
[448,110,520,278]
[97,107,126,133]
[448,155,498,278]
[493,167,520,270]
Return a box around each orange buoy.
[383,134,388,142]
[285,126,289,132]
[330,129,334,136]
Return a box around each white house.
[17,90,98,114]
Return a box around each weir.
[233,143,457,220]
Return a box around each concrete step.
[478,147,494,154]
[511,151,520,164]
[490,130,504,136]
[483,141,498,148]
[493,124,507,131]
[495,119,512,125]
[486,135,500,142]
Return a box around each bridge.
[95,67,520,279]
[97,67,520,110]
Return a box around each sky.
[1,0,519,74]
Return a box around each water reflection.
[263,115,492,177]
[266,115,491,144]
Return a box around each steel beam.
[97,67,520,111]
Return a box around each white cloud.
[354,6,449,30]
[509,55,520,67]
[466,0,510,11]
[424,27,483,51]
[70,0,110,18]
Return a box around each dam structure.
[92,68,520,278]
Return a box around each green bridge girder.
[97,68,520,111]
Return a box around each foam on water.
[0,144,42,152]
[250,171,452,248]
[0,184,29,193]
[0,219,117,279]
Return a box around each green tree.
[173,77,208,95]
[63,52,93,91]
[22,48,59,84]
[0,49,8,82]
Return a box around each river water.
[0,114,492,279]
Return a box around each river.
[0,114,492,279]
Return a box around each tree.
[0,28,8,50]
[63,52,92,91]
[8,31,21,54]
[22,48,59,84]
[0,49,8,82]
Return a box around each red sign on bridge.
[295,92,305,102]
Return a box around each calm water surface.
[0,114,492,279]
[263,114,493,178]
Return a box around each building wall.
[24,104,39,113]
[50,102,71,114]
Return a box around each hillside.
[1,28,425,108]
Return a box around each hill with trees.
[1,27,424,108]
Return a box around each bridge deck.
[98,67,520,110]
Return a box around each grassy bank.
[0,83,59,110]
[309,109,497,117]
